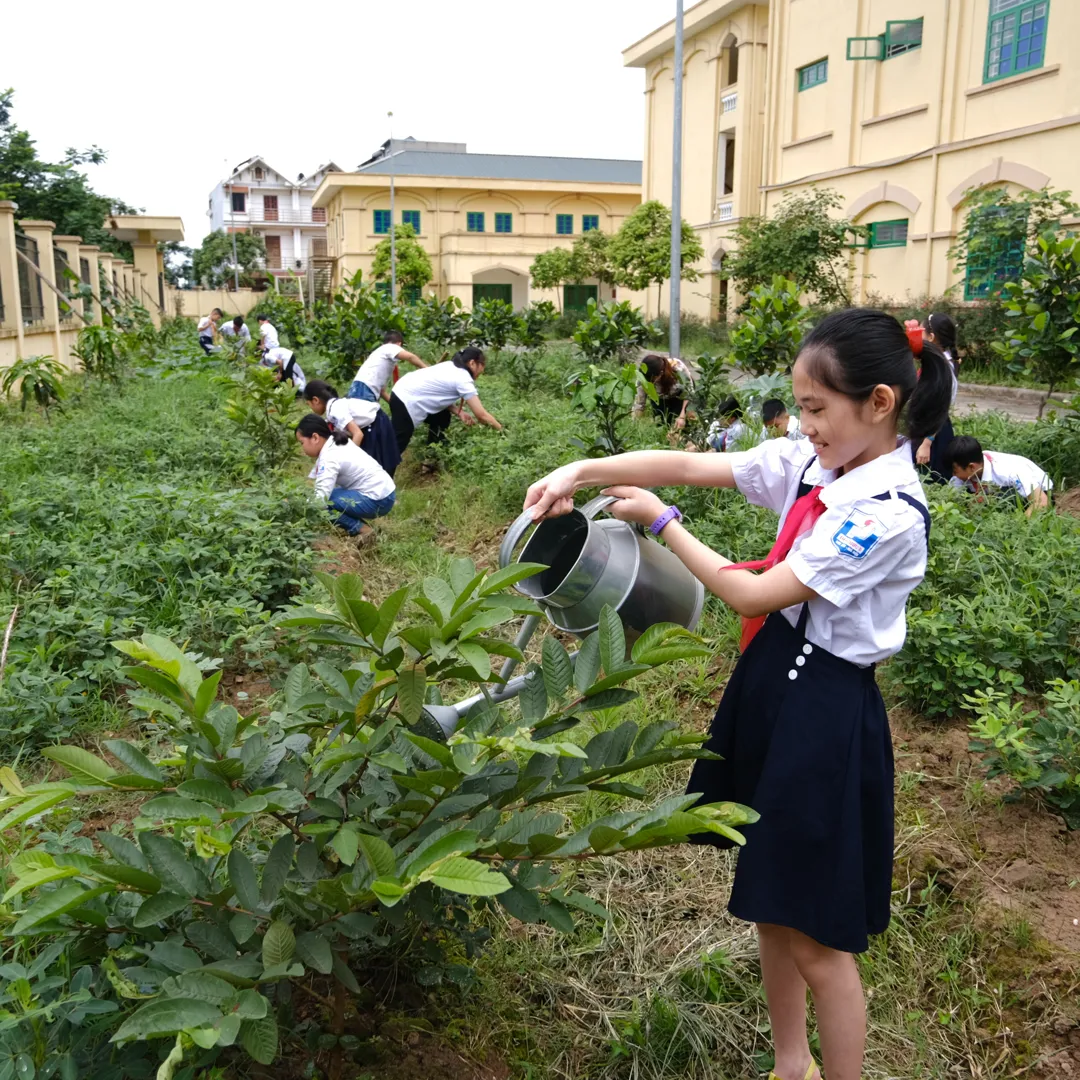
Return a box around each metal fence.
[15,232,45,325]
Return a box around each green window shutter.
[582,215,600,232]
[846,35,884,60]
[868,219,909,248]
[375,281,391,296]
[494,213,513,233]
[964,210,1028,300]
[404,285,422,305]
[472,283,512,305]
[402,210,421,232]
[373,210,391,234]
[467,212,485,233]
[563,284,598,312]
[985,1,1048,83]
[556,214,574,235]
[797,58,829,90]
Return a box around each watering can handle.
[498,496,621,570]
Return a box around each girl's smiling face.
[793,353,900,473]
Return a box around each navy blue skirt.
[362,409,402,478]
[686,608,894,953]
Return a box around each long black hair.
[296,412,349,446]
[924,312,959,368]
[452,347,485,369]
[303,379,339,404]
[797,308,952,444]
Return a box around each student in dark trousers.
[304,380,402,477]
[389,347,502,458]
[908,313,959,482]
[522,309,952,1080]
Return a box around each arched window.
[721,34,740,86]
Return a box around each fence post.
[131,240,163,326]
[19,220,63,367]
[0,201,24,358]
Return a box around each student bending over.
[349,330,427,403]
[267,346,306,393]
[296,414,395,539]
[946,435,1051,513]
[304,380,401,477]
[762,398,806,442]
[389,347,502,457]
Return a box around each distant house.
[313,137,643,311]
[207,156,341,279]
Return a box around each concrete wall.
[626,0,1079,318]
[318,175,645,311]
[166,287,265,320]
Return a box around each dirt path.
[954,383,1065,421]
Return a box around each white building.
[207,156,341,279]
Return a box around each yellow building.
[313,139,642,311]
[625,0,1074,318]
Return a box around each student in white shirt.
[303,380,400,477]
[348,331,427,403]
[522,308,953,1080]
[256,313,279,354]
[266,346,305,394]
[196,308,222,354]
[296,414,395,538]
[909,313,959,483]
[632,355,695,430]
[219,315,251,349]
[706,396,747,451]
[946,435,1052,512]
[762,399,806,442]
[389,347,502,457]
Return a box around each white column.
[715,134,728,209]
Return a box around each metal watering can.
[419,496,704,739]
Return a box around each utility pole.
[227,157,239,291]
[670,0,684,359]
[388,111,396,301]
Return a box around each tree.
[950,185,1080,299]
[191,229,267,289]
[721,188,861,308]
[0,89,140,256]
[160,240,193,287]
[569,229,617,292]
[991,233,1080,415]
[371,222,433,298]
[728,276,811,376]
[608,200,704,311]
[529,248,574,311]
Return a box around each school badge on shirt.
[832,510,888,560]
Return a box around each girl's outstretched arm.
[524,451,737,521]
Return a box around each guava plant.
[0,564,754,1078]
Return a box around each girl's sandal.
[768,1063,820,1080]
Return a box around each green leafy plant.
[990,232,1080,415]
[569,361,657,456]
[512,302,556,349]
[0,568,753,1074]
[722,188,864,308]
[682,352,733,448]
[469,298,518,358]
[408,295,472,353]
[608,201,704,312]
[371,223,433,299]
[728,276,810,376]
[0,355,65,418]
[572,299,660,365]
[72,325,124,384]
[968,678,1080,829]
[222,363,302,471]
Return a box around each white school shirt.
[197,315,216,337]
[392,361,478,426]
[311,438,395,501]
[325,396,380,434]
[728,437,930,667]
[266,347,305,392]
[220,323,251,342]
[352,343,403,396]
[259,321,279,349]
[949,450,1053,497]
[757,415,806,444]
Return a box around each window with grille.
[15,233,44,325]
[231,192,246,213]
[404,286,422,305]
[402,210,421,232]
[556,214,574,235]
[582,215,600,232]
[868,220,909,248]
[964,211,1027,299]
[254,167,264,180]
[798,59,828,90]
[495,213,513,233]
[884,18,923,58]
[985,0,1048,82]
[467,212,485,232]
[375,282,391,296]
[374,210,391,234]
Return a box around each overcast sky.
[5,0,673,250]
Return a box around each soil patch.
[1057,487,1080,518]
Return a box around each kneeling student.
[946,435,1052,512]
[303,379,401,477]
[267,346,306,393]
[296,414,395,538]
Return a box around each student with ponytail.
[907,312,959,482]
[295,414,395,539]
[522,309,952,1080]
[303,380,402,477]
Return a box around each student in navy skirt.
[522,309,953,1080]
[910,312,959,483]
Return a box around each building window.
[582,215,600,232]
[985,0,1048,82]
[402,210,421,232]
[404,285,422,305]
[798,59,828,90]
[254,167,264,180]
[231,192,246,213]
[556,214,574,235]
[375,281,392,296]
[868,220,909,248]
[467,212,485,232]
[374,210,391,234]
[964,213,1026,300]
[884,18,923,58]
[495,212,513,233]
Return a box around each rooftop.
[355,150,642,186]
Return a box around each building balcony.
[244,207,327,226]
[721,86,738,117]
[715,200,735,222]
